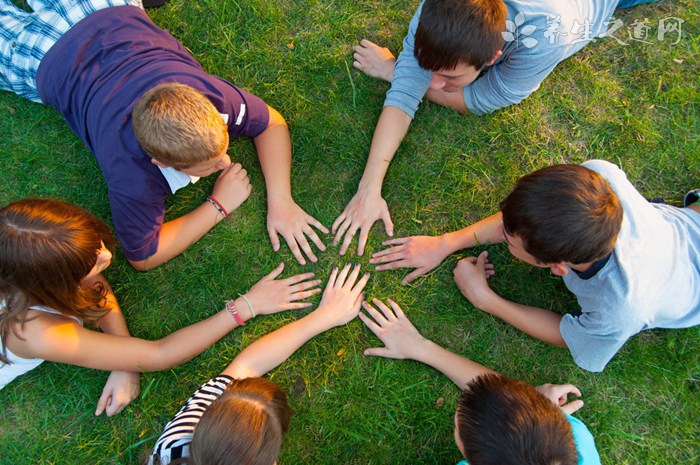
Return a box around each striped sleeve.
[149,375,233,465]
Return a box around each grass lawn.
[0,0,698,463]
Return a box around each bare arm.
[14,265,321,372]
[360,298,495,389]
[224,264,369,379]
[255,106,328,264]
[370,212,505,284]
[129,163,251,271]
[454,253,566,347]
[332,106,413,256]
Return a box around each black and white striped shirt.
[149,375,233,465]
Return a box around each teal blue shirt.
[456,414,601,465]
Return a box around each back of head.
[132,83,229,170]
[500,164,623,264]
[188,377,292,465]
[457,374,577,465]
[0,199,114,363]
[415,0,507,71]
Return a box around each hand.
[359,298,426,359]
[370,236,451,285]
[211,163,252,214]
[332,187,393,256]
[95,371,140,417]
[267,199,329,265]
[453,251,496,310]
[535,383,584,415]
[242,263,322,317]
[314,263,370,327]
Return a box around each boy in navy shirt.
[0,0,327,270]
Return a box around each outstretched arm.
[454,252,566,347]
[129,163,252,271]
[224,263,370,379]
[16,264,321,373]
[255,106,329,265]
[359,298,494,389]
[332,106,412,256]
[370,212,505,284]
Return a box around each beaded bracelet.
[207,196,229,219]
[224,299,245,326]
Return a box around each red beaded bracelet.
[224,299,245,326]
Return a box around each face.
[83,242,112,281]
[429,63,482,93]
[502,226,570,276]
[179,150,232,177]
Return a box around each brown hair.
[415,0,506,71]
[0,198,115,364]
[175,377,292,465]
[500,164,623,264]
[132,83,229,170]
[457,374,578,465]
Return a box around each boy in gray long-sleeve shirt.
[331,0,657,257]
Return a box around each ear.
[486,50,502,67]
[150,158,169,168]
[549,262,569,277]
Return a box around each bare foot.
[352,39,396,82]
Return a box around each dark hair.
[457,374,577,465]
[500,164,623,264]
[0,198,115,364]
[182,377,292,465]
[415,0,506,71]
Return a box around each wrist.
[357,180,382,196]
[207,196,229,220]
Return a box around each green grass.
[1,0,699,463]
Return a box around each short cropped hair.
[415,0,507,71]
[132,83,229,169]
[500,164,623,264]
[457,374,578,465]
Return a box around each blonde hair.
[132,83,229,169]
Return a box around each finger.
[560,399,585,415]
[284,272,317,286]
[476,250,489,268]
[331,212,346,235]
[402,269,424,285]
[339,226,359,256]
[289,288,323,301]
[295,233,318,263]
[284,235,307,265]
[281,301,315,311]
[345,264,362,288]
[289,278,322,293]
[305,223,328,249]
[376,259,409,272]
[561,384,582,398]
[381,209,394,237]
[334,218,353,248]
[387,299,406,318]
[352,272,371,294]
[267,226,281,252]
[327,266,339,288]
[373,298,397,321]
[357,225,370,257]
[106,400,124,417]
[363,347,393,358]
[262,262,285,281]
[336,263,352,286]
[371,245,403,260]
[352,60,362,70]
[95,393,110,416]
[361,301,387,326]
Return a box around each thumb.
[382,210,394,237]
[476,250,489,269]
[263,262,285,281]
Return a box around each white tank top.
[0,306,82,390]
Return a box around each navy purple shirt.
[36,6,269,261]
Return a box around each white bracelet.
[240,294,256,318]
